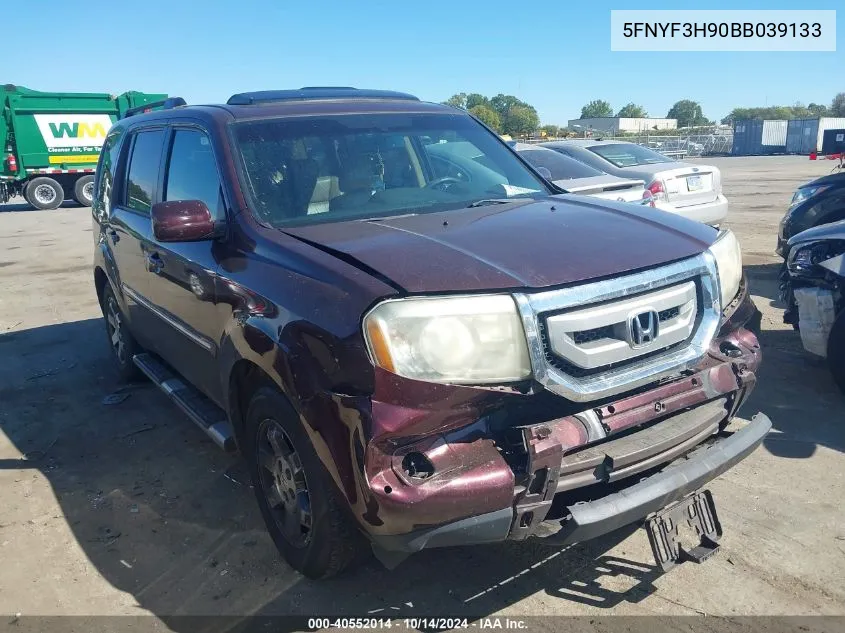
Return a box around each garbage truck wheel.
[73,175,96,207]
[25,177,64,210]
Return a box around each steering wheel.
[425,176,463,191]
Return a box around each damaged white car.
[781,219,845,393]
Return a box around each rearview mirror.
[535,166,552,180]
[151,200,217,242]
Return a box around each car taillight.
[647,179,667,202]
[641,190,656,207]
[6,153,17,172]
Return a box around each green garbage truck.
[1,85,168,209]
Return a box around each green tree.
[465,93,490,110]
[616,103,648,118]
[503,105,539,136]
[667,100,709,127]
[580,99,613,118]
[443,93,467,109]
[831,93,845,117]
[468,104,501,131]
[808,102,828,116]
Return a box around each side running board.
[133,353,236,453]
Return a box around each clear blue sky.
[5,0,842,124]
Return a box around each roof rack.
[121,97,187,119]
[226,87,419,106]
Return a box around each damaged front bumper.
[367,326,766,564]
[372,411,770,559]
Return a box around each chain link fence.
[520,131,734,157]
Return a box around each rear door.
[106,127,167,350]
[142,126,226,397]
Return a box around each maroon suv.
[92,87,770,579]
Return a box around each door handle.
[145,252,163,274]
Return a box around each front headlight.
[787,240,845,276]
[789,184,830,208]
[708,229,743,309]
[363,295,531,384]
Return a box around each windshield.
[233,112,549,227]
[517,148,604,180]
[587,143,673,167]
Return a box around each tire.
[244,386,367,578]
[827,309,845,395]
[101,284,142,382]
[24,177,64,210]
[73,175,95,207]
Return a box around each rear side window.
[588,143,672,167]
[124,130,165,214]
[518,148,604,180]
[164,129,224,219]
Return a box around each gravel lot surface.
[1,156,843,630]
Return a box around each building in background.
[567,117,678,135]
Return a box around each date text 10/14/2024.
[307,618,529,630]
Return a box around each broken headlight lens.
[788,240,845,276]
[363,295,531,384]
[708,229,743,309]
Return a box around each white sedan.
[541,140,728,226]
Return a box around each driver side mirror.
[151,200,220,242]
[535,166,552,181]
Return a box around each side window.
[164,129,223,219]
[124,130,165,214]
[94,127,124,219]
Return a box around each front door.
[143,126,227,400]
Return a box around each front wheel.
[244,386,367,578]
[827,310,845,395]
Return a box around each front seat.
[330,155,376,213]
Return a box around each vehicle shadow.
[0,318,664,628]
[0,199,87,213]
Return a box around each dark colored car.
[92,87,770,579]
[777,171,845,258]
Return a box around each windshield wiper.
[466,198,514,208]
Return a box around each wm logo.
[48,122,107,139]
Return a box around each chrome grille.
[513,253,721,402]
[544,281,698,371]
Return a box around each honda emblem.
[627,310,660,347]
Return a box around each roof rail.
[226,87,419,106]
[121,97,187,119]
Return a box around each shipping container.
[786,118,819,154]
[732,119,789,155]
[761,120,787,149]
[784,117,845,154]
[817,118,845,154]
[821,128,845,154]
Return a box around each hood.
[283,198,717,294]
[788,218,845,247]
[800,171,845,189]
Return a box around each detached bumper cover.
[371,412,771,554]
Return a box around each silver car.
[541,140,728,226]
[513,143,647,203]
